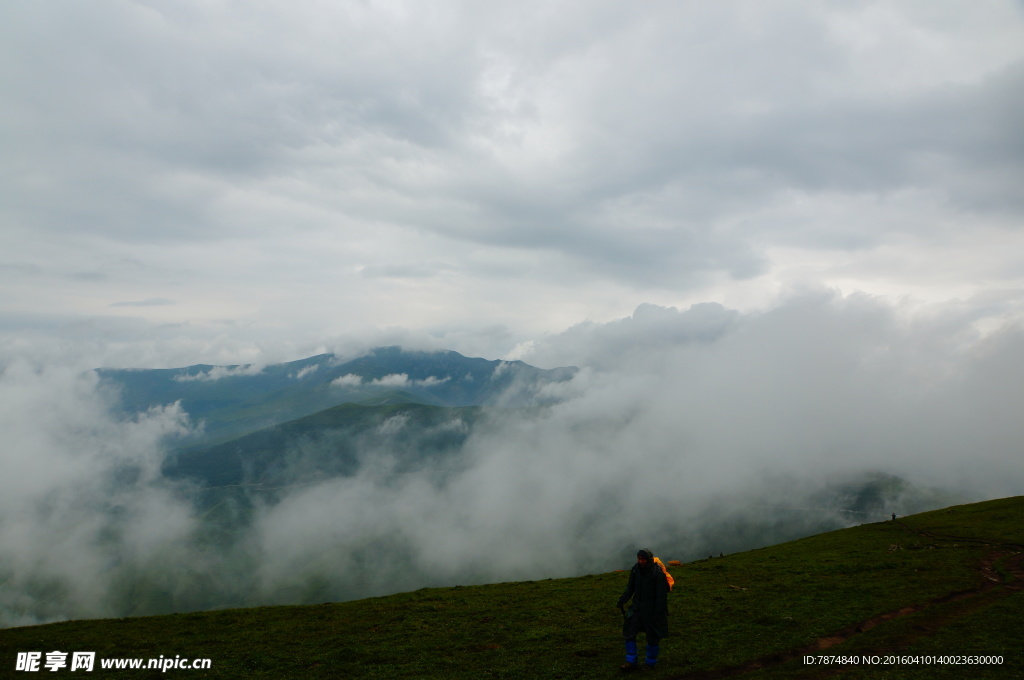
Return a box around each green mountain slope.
[3,496,1020,679]
[164,400,482,493]
[97,346,574,447]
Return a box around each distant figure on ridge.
[892,513,896,521]
[616,548,670,672]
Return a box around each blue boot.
[644,644,660,668]
[620,640,638,670]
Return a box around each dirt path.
[659,525,1022,679]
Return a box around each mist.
[2,291,1022,626]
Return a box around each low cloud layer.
[1,292,1021,626]
[0,364,191,625]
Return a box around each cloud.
[172,364,265,382]
[331,373,363,388]
[246,294,1024,598]
[290,364,319,380]
[0,362,194,625]
[330,373,452,389]
[2,2,1023,342]
[415,375,450,387]
[109,298,176,307]
[371,373,411,388]
[370,373,454,388]
[520,301,739,371]
[2,291,1023,626]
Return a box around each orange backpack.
[653,556,675,592]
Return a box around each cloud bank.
[1,291,1020,626]
[0,364,192,625]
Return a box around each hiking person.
[616,548,669,671]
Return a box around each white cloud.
[248,292,1024,598]
[291,364,319,380]
[109,298,176,308]
[415,375,450,387]
[331,374,363,387]
[172,364,265,382]
[1,2,1022,346]
[354,373,449,388]
[371,373,411,387]
[2,290,1024,625]
[0,362,195,625]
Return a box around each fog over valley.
[2,294,1021,626]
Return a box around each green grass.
[2,497,1021,679]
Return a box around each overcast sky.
[3,1,1023,368]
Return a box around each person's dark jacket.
[617,551,669,638]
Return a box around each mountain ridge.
[96,346,576,446]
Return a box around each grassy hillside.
[2,497,1020,679]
